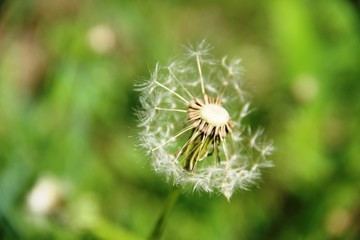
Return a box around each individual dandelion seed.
[137,40,274,200]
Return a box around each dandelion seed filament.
[151,125,193,151]
[168,67,194,99]
[196,55,206,96]
[154,80,189,104]
[155,107,187,113]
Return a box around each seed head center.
[200,104,230,127]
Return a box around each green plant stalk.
[149,186,181,240]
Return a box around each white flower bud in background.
[26,176,64,216]
[87,24,116,54]
[325,208,352,238]
[291,74,319,103]
[137,40,274,200]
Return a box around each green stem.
[148,186,181,240]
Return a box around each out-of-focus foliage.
[0,0,359,239]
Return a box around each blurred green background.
[0,0,359,239]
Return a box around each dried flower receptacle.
[183,96,233,172]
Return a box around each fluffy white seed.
[137,41,273,200]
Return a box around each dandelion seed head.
[137,40,273,200]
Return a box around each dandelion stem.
[149,186,181,240]
[154,80,188,104]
